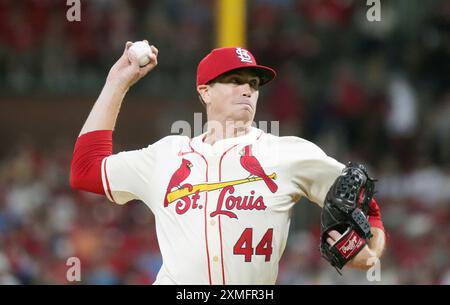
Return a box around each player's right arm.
[70,41,158,194]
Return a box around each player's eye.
[250,79,259,89]
[230,77,240,84]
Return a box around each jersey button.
[213,256,219,262]
[210,219,216,226]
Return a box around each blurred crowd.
[0,0,449,284]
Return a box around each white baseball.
[129,41,152,67]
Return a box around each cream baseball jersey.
[100,127,344,284]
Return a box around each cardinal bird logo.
[164,158,193,207]
[240,145,278,193]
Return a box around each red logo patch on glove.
[336,231,365,259]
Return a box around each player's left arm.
[350,196,386,270]
[289,141,386,271]
[326,198,386,270]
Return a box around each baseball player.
[70,42,386,284]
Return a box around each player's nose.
[240,83,252,97]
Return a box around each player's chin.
[232,109,254,123]
[234,103,255,117]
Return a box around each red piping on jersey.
[103,158,116,203]
[217,216,225,284]
[218,143,239,285]
[215,130,264,284]
[256,130,263,140]
[186,132,264,285]
[178,146,195,156]
[188,140,212,285]
[219,144,238,285]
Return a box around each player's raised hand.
[106,41,159,91]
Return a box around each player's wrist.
[347,245,377,270]
[104,77,130,96]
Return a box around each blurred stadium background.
[0,0,448,284]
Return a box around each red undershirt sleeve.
[368,198,385,232]
[69,130,113,195]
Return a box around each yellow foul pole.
[216,0,246,48]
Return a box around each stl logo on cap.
[236,48,253,63]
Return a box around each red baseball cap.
[196,47,277,87]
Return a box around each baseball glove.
[320,162,376,273]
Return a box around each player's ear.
[197,85,210,105]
